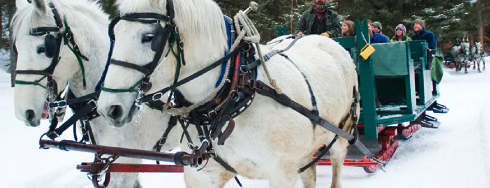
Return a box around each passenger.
[372,21,383,34]
[390,24,412,42]
[295,0,341,38]
[368,20,389,43]
[411,19,437,66]
[342,20,355,36]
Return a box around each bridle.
[101,0,176,95]
[14,1,63,100]
[14,1,89,113]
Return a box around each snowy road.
[1,57,489,188]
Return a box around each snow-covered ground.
[1,57,489,188]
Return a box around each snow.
[1,57,490,187]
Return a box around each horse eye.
[142,34,154,43]
[37,46,46,54]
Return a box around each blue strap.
[215,17,233,88]
[95,40,114,91]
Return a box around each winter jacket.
[390,36,412,42]
[295,8,341,38]
[411,28,437,51]
[371,32,389,43]
[411,28,438,69]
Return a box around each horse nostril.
[108,105,124,120]
[26,109,35,121]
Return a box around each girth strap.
[299,135,339,173]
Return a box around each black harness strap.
[153,116,178,152]
[213,155,238,174]
[299,135,339,173]
[278,52,319,128]
[244,35,303,72]
[139,44,244,103]
[15,70,50,76]
[254,80,355,141]
[46,100,97,140]
[110,59,151,75]
[48,91,100,108]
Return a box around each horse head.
[11,0,109,126]
[98,0,228,127]
[461,41,471,57]
[475,42,483,54]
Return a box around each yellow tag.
[360,44,375,60]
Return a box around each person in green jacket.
[390,24,412,42]
[294,0,341,38]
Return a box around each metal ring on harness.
[91,173,110,188]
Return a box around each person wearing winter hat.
[411,19,437,67]
[372,21,383,33]
[368,20,389,43]
[390,24,412,42]
[295,0,342,38]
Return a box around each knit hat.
[414,19,425,28]
[372,21,382,30]
[395,24,406,36]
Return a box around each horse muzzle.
[98,103,138,127]
[22,109,41,127]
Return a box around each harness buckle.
[207,110,217,118]
[152,92,163,101]
[50,100,67,108]
[88,99,98,111]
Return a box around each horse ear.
[32,0,47,15]
[16,0,30,10]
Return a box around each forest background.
[0,0,489,75]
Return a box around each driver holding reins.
[295,0,342,38]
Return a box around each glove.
[296,32,304,35]
[320,32,330,37]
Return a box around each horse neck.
[167,0,228,102]
[61,1,110,97]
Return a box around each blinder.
[44,33,60,58]
[151,24,172,52]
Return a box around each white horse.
[451,41,471,73]
[98,0,359,187]
[471,42,486,72]
[12,0,179,187]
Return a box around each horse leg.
[477,59,481,72]
[299,156,316,188]
[328,139,349,188]
[483,58,486,70]
[183,160,235,188]
[267,166,301,188]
